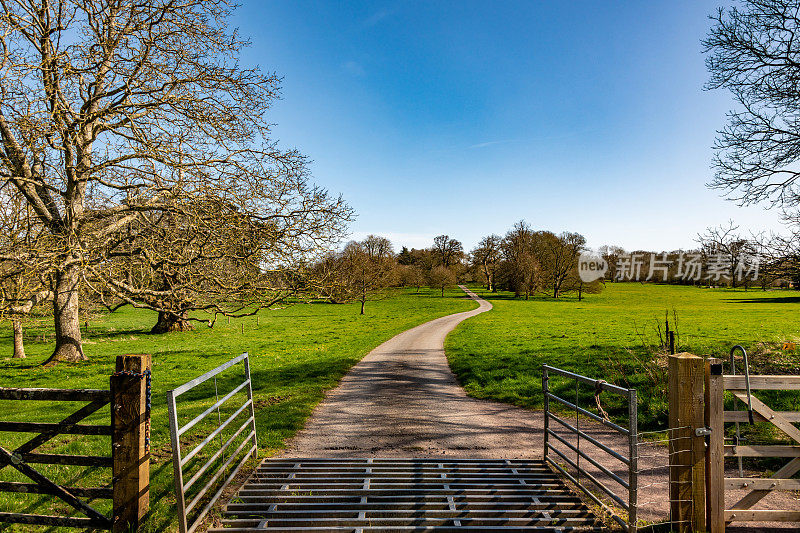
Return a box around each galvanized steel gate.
[167,352,258,533]
[542,364,639,532]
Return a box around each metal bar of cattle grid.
[214,458,604,531]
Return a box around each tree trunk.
[578,285,583,301]
[360,298,365,315]
[45,266,86,364]
[151,311,194,333]
[441,286,445,297]
[12,319,25,359]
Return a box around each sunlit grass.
[446,283,800,430]
[0,287,475,532]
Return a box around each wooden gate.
[0,387,114,529]
[0,354,151,531]
[705,365,800,529]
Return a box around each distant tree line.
[469,221,602,300]
[594,220,800,290]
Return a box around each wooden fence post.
[668,353,706,532]
[705,358,724,533]
[111,354,151,532]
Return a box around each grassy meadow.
[1,282,799,530]
[0,287,476,532]
[446,283,800,430]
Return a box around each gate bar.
[542,364,637,532]
[548,412,630,464]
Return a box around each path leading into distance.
[280,285,546,458]
[276,286,794,528]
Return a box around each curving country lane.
[280,285,545,458]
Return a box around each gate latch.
[695,427,712,437]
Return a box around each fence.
[542,364,639,532]
[167,352,258,533]
[706,357,800,529]
[0,354,151,532]
[660,352,800,532]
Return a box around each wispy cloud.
[342,60,366,77]
[469,139,516,149]
[363,8,393,27]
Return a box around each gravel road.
[275,286,797,530]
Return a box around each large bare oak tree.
[0,0,351,363]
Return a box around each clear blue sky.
[233,0,782,252]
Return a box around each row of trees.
[596,220,800,289]
[469,221,602,299]
[313,235,463,314]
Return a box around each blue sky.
[233,1,783,252]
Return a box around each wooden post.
[111,354,151,532]
[668,353,706,532]
[705,358,724,533]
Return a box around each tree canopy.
[0,0,351,362]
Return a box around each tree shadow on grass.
[724,296,800,304]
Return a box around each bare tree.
[398,264,425,293]
[336,235,397,315]
[470,235,501,291]
[696,221,755,288]
[759,212,800,288]
[0,185,52,358]
[704,0,800,208]
[432,235,463,267]
[599,245,626,281]
[532,231,586,298]
[0,1,350,362]
[500,221,547,299]
[428,265,456,297]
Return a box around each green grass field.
[0,287,475,532]
[2,282,799,530]
[446,283,800,429]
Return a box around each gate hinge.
[695,426,712,437]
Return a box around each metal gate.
[542,364,639,532]
[167,352,258,533]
